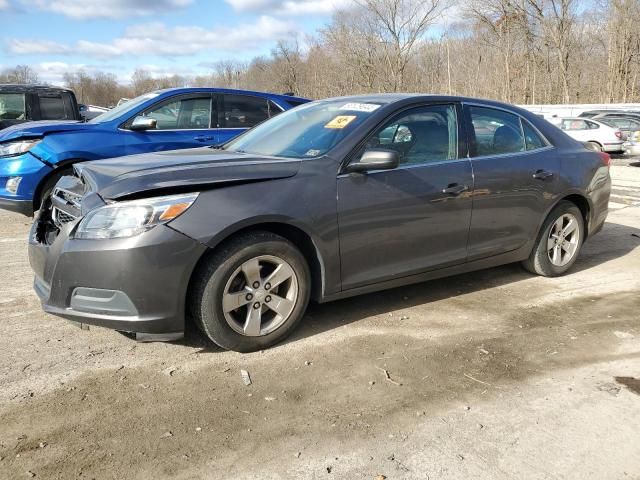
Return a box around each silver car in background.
[556,117,624,153]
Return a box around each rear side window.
[223,94,270,128]
[522,120,547,151]
[469,106,524,156]
[586,120,600,129]
[285,99,307,107]
[561,119,588,130]
[39,94,70,120]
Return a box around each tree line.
[3,0,639,107]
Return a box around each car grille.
[36,174,86,245]
[52,206,77,226]
[50,186,82,227]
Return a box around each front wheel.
[522,201,585,277]
[189,232,311,352]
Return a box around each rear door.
[464,104,560,260]
[337,103,474,290]
[123,93,218,155]
[216,94,279,144]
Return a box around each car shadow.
[179,220,640,351]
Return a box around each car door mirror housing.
[346,149,399,173]
[130,116,157,131]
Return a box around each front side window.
[0,93,26,120]
[356,104,458,166]
[223,94,271,128]
[142,96,212,130]
[470,106,525,156]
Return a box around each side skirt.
[320,242,534,303]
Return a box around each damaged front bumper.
[28,205,207,338]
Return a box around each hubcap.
[547,213,580,267]
[222,255,298,337]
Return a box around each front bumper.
[28,219,207,335]
[0,152,52,216]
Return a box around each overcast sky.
[0,0,345,84]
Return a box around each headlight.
[75,193,199,240]
[0,139,41,157]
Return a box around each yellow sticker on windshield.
[324,115,357,129]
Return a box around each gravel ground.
[0,164,639,480]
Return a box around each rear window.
[39,93,74,120]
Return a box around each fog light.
[6,176,22,194]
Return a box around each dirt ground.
[0,164,639,480]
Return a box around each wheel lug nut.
[265,295,271,303]
[253,302,261,309]
[252,281,260,289]
[265,283,271,290]
[246,293,253,301]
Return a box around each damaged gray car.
[28,95,611,352]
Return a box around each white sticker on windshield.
[304,149,321,156]
[340,102,381,113]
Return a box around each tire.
[522,201,585,277]
[189,231,311,352]
[586,141,602,152]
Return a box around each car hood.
[75,147,301,200]
[0,120,87,142]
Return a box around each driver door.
[337,103,474,290]
[124,93,218,155]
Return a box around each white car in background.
[557,117,624,153]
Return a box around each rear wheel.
[189,232,311,352]
[522,201,584,277]
[586,141,602,152]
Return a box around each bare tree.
[0,65,39,84]
[356,0,450,91]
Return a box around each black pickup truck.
[0,84,81,130]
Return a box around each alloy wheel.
[547,213,580,267]
[222,255,299,336]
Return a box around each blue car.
[0,87,309,215]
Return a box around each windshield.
[89,92,160,123]
[224,99,382,158]
[0,93,26,120]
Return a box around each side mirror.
[130,116,157,131]
[345,149,399,173]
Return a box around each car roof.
[312,93,542,111]
[0,83,75,94]
[152,87,309,102]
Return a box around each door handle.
[442,183,469,195]
[532,169,554,180]
[194,135,214,142]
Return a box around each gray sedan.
[29,94,611,352]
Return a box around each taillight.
[598,151,611,167]
[615,130,623,139]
